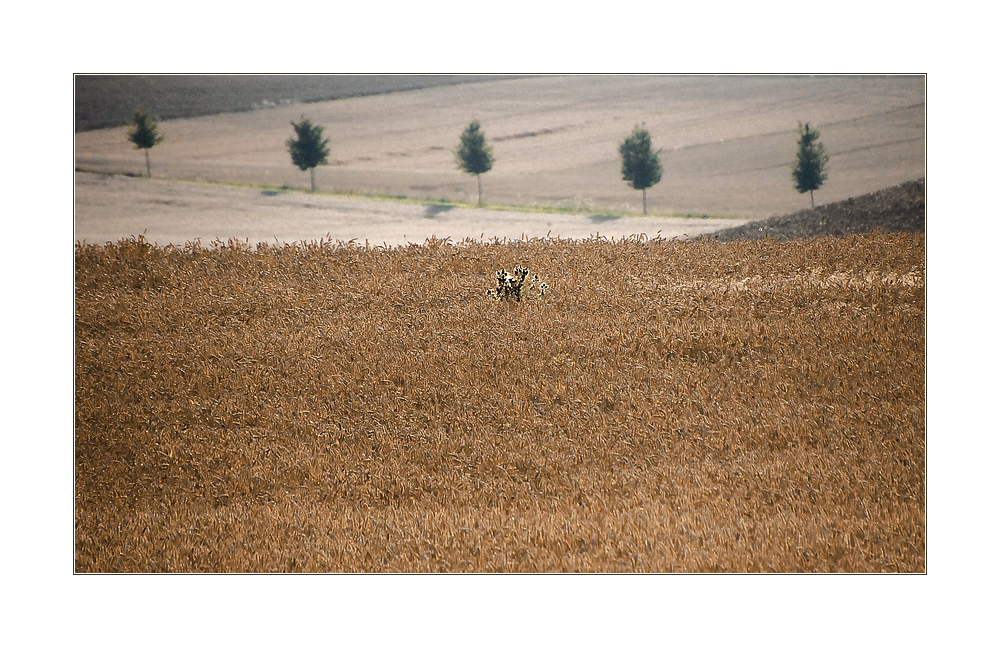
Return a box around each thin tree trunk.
[642,188,647,215]
[145,149,151,178]
[310,167,317,192]
[477,174,483,206]
[810,190,814,208]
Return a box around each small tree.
[127,104,164,178]
[455,120,495,206]
[791,121,829,208]
[287,117,330,192]
[619,125,662,214]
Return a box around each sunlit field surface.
[74,75,924,219]
[75,231,924,572]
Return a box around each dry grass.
[75,231,924,572]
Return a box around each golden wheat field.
[74,230,924,573]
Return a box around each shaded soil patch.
[707,179,925,241]
[75,74,532,132]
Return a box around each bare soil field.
[75,75,925,225]
[75,75,526,132]
[710,179,925,241]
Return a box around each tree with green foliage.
[791,121,829,208]
[287,117,330,192]
[455,120,495,206]
[127,104,164,178]
[619,125,662,214]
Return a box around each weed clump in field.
[487,265,548,302]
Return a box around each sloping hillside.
[74,75,925,218]
[75,75,527,132]
[708,179,925,241]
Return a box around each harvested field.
[75,75,925,220]
[75,231,925,572]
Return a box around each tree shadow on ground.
[424,204,455,218]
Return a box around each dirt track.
[74,172,746,247]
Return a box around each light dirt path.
[74,172,747,248]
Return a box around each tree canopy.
[127,104,164,178]
[287,117,330,191]
[455,121,495,206]
[791,121,829,208]
[619,125,662,214]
